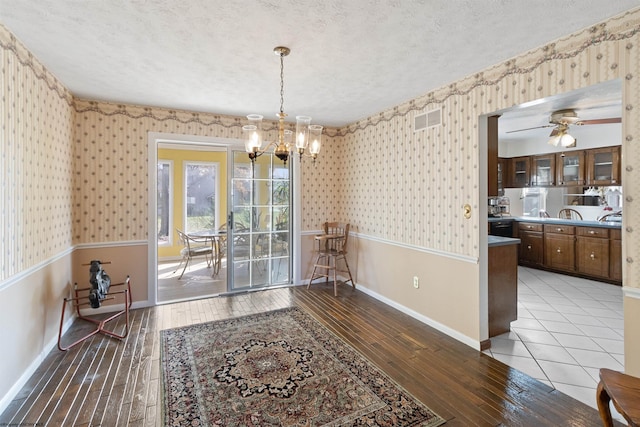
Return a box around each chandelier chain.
[279,53,285,114]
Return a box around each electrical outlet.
[413,276,419,289]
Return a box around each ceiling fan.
[506,109,622,135]
[505,109,622,147]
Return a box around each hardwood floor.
[0,283,617,426]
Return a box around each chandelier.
[243,46,322,165]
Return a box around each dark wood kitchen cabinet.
[576,227,610,279]
[489,241,518,337]
[530,154,556,186]
[509,156,530,188]
[515,220,622,284]
[587,146,621,186]
[518,222,544,266]
[610,228,623,282]
[497,157,507,195]
[488,115,500,196]
[556,150,586,186]
[544,224,575,272]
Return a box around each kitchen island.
[488,235,520,337]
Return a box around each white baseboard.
[306,273,481,349]
[0,313,76,415]
[354,283,481,350]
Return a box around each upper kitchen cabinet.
[509,156,530,188]
[488,116,500,196]
[586,146,621,185]
[497,158,507,195]
[556,151,586,186]
[530,154,556,186]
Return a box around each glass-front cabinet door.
[587,146,621,185]
[556,151,585,186]
[510,156,530,188]
[531,154,555,186]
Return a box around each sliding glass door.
[228,151,291,291]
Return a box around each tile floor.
[484,266,626,423]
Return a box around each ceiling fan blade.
[575,117,621,125]
[549,127,559,137]
[505,124,554,134]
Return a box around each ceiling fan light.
[559,133,576,147]
[548,135,561,146]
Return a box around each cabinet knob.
[590,252,595,260]
[527,245,532,250]
[557,248,562,253]
[589,230,596,235]
[557,228,563,232]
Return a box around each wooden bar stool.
[597,368,640,426]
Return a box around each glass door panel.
[587,147,620,185]
[229,151,291,292]
[556,151,585,186]
[531,154,555,186]
[511,157,530,187]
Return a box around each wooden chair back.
[321,222,350,254]
[558,208,583,220]
[598,211,622,222]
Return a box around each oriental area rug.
[160,307,446,426]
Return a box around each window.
[157,161,173,245]
[522,187,548,216]
[184,162,219,233]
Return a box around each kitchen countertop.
[488,216,621,229]
[488,235,521,247]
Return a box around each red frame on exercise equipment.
[57,276,132,351]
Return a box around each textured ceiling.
[0,1,638,128]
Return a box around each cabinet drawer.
[544,224,575,235]
[610,228,622,240]
[576,227,609,239]
[519,222,543,232]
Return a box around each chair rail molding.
[623,286,640,299]
[0,246,74,292]
[301,230,478,264]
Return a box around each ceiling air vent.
[414,108,441,132]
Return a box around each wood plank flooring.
[0,283,617,426]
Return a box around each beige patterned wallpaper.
[71,100,339,243]
[3,8,640,289]
[334,10,640,271]
[0,25,74,281]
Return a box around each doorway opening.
[481,79,624,414]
